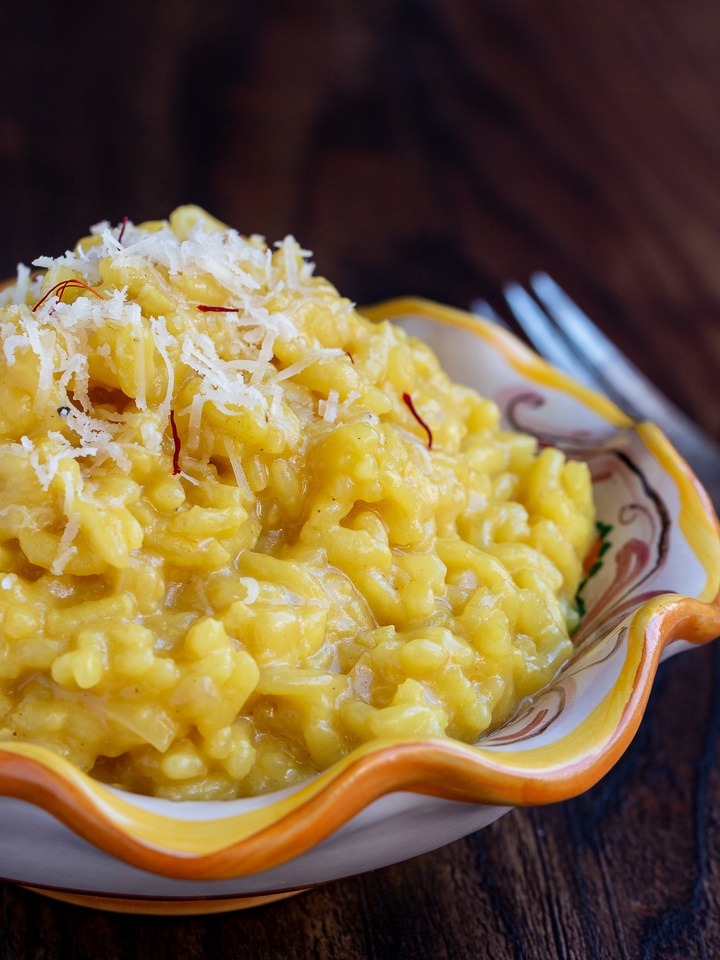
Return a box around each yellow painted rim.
[0,296,717,881]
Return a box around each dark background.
[3,1,720,956]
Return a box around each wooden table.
[2,0,720,955]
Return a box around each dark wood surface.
[3,0,720,956]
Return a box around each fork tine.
[470,298,510,329]
[529,270,695,419]
[523,273,720,481]
[528,272,685,419]
[502,282,605,392]
[530,273,634,373]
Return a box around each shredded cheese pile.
[0,207,354,575]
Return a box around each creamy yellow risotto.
[0,207,594,799]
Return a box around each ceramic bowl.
[1,298,719,915]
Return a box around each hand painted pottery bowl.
[2,299,719,915]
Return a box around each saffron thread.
[117,216,129,244]
[33,279,105,313]
[170,409,181,475]
[197,305,239,313]
[402,392,433,449]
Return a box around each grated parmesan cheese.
[12,264,30,306]
[239,577,260,605]
[2,206,378,577]
[319,390,340,424]
[223,436,253,500]
[52,471,81,576]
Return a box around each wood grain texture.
[1,0,720,956]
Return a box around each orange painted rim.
[0,297,718,883]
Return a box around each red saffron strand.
[402,392,433,450]
[117,216,129,244]
[170,409,182,476]
[32,279,105,313]
[197,305,239,313]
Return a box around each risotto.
[0,208,594,799]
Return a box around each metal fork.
[472,273,720,508]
